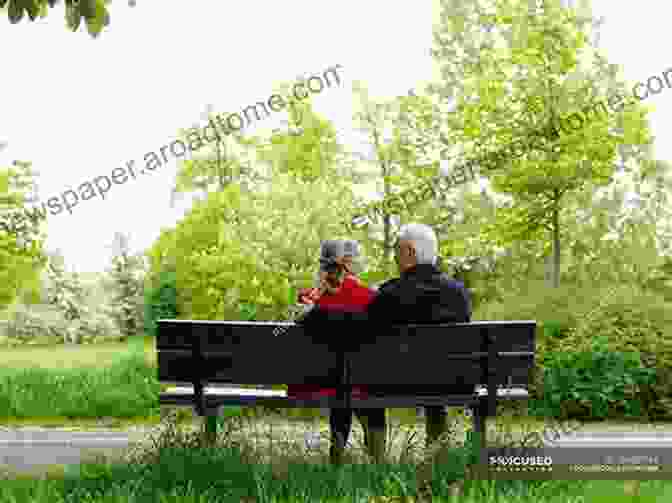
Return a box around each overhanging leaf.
[85,12,105,37]
[25,0,40,21]
[65,4,81,31]
[8,0,24,23]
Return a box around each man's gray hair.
[398,223,438,265]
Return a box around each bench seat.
[160,384,530,410]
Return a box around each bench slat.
[159,386,530,410]
[156,320,535,387]
[156,349,532,386]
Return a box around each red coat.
[287,275,376,399]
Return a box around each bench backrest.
[156,320,535,389]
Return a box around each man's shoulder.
[377,277,401,292]
[439,274,467,291]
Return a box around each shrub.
[75,304,123,345]
[477,282,672,420]
[474,280,588,337]
[144,269,179,337]
[0,302,69,346]
[105,235,147,339]
[557,285,672,420]
[529,335,657,420]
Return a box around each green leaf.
[79,0,97,19]
[85,12,105,37]
[25,0,40,21]
[38,1,49,18]
[65,4,81,31]
[8,0,24,24]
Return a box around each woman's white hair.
[312,239,365,286]
[398,223,438,265]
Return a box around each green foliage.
[1,0,111,37]
[171,107,261,208]
[238,302,257,321]
[143,269,179,338]
[347,81,433,269]
[474,280,584,336]
[0,302,69,347]
[104,232,146,339]
[560,285,672,420]
[0,266,121,348]
[255,93,342,183]
[34,250,119,345]
[529,335,657,420]
[148,174,357,323]
[428,0,653,288]
[0,163,48,312]
[476,282,672,419]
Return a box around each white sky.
[0,0,669,273]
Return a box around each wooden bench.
[157,319,535,452]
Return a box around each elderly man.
[365,223,472,450]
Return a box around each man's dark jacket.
[367,263,471,325]
[365,262,472,395]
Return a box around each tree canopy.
[1,0,113,37]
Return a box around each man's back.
[367,263,471,324]
[365,262,472,395]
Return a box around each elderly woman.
[288,239,386,464]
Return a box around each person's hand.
[298,288,321,304]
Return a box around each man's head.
[395,223,438,274]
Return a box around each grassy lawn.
[1,335,671,501]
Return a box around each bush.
[558,285,672,420]
[74,305,123,345]
[476,282,672,420]
[474,280,587,338]
[0,302,68,347]
[0,300,121,347]
[529,335,657,420]
[144,269,179,337]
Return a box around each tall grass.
[2,401,671,501]
[1,338,671,501]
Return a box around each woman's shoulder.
[345,274,369,288]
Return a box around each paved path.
[0,429,137,479]
[4,421,672,479]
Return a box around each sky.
[0,0,669,273]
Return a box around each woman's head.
[317,239,362,293]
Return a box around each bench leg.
[330,431,346,466]
[470,401,488,451]
[203,414,217,444]
[426,406,447,448]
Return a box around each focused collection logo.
[489,454,553,473]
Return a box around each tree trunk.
[552,201,560,288]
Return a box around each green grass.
[1,335,672,501]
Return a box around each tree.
[427,0,653,288]
[41,247,118,343]
[1,0,112,37]
[143,268,178,338]
[43,248,85,321]
[346,83,437,272]
[170,104,261,209]
[104,231,146,339]
[151,173,358,323]
[253,79,342,184]
[0,161,48,312]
